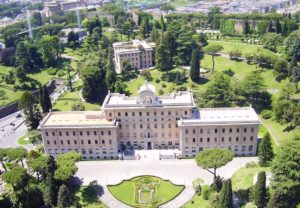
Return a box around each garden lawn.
[108,176,184,207]
[17,134,31,145]
[208,41,278,57]
[182,194,209,208]
[231,166,271,191]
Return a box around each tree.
[38,35,61,67]
[254,171,268,208]
[57,184,73,208]
[150,27,160,42]
[195,148,233,179]
[19,92,41,130]
[32,12,43,26]
[7,147,28,167]
[164,31,177,63]
[81,66,107,102]
[160,15,166,31]
[190,48,200,82]
[71,102,85,111]
[105,68,117,91]
[274,19,282,34]
[0,148,8,171]
[270,138,300,207]
[83,17,102,35]
[39,85,52,113]
[219,179,233,208]
[204,44,223,74]
[243,19,250,34]
[27,155,48,181]
[261,33,284,52]
[273,99,294,125]
[273,58,288,81]
[258,133,274,167]
[156,38,172,71]
[199,73,233,107]
[267,20,273,32]
[140,18,150,39]
[291,66,300,92]
[43,156,58,207]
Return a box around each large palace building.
[39,83,261,159]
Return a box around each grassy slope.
[231,166,271,191]
[182,194,209,208]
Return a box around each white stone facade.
[113,40,155,73]
[39,83,261,159]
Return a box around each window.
[243,137,246,141]
[207,129,211,133]
[168,141,172,145]
[140,124,143,129]
[236,137,239,141]
[80,131,83,136]
[88,140,91,144]
[132,112,135,116]
[207,138,210,142]
[249,145,253,151]
[193,138,196,143]
[109,140,112,144]
[184,111,188,115]
[73,131,76,136]
[229,137,232,142]
[74,140,77,145]
[200,129,203,134]
[161,111,164,116]
[185,129,188,134]
[47,140,50,145]
[237,128,240,133]
[67,140,70,144]
[59,132,62,136]
[154,112,157,116]
[101,131,104,135]
[168,124,171,128]
[60,140,63,145]
[214,137,217,142]
[242,146,246,152]
[229,128,232,133]
[46,132,49,136]
[118,112,121,116]
[200,138,203,142]
[87,131,90,136]
[234,146,239,151]
[193,129,196,134]
[244,128,247,133]
[250,136,253,141]
[154,124,157,128]
[108,131,111,135]
[102,140,105,144]
[139,112,142,116]
[147,124,150,129]
[222,128,225,133]
[109,112,112,116]
[168,111,171,116]
[161,124,164,128]
[221,137,224,142]
[251,127,254,133]
[215,128,218,133]
[125,112,128,116]
[81,140,84,144]
[54,140,57,145]
[147,112,150,116]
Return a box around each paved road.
[0,112,30,149]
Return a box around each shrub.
[244,53,255,64]
[223,69,234,77]
[158,89,164,95]
[235,188,250,202]
[229,50,242,60]
[47,67,58,75]
[57,70,66,77]
[161,83,167,88]
[176,86,187,91]
[202,185,210,200]
[155,78,160,83]
[72,102,85,111]
[261,109,272,119]
[245,162,259,168]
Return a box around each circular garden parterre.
[108,175,185,208]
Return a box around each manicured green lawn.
[17,134,31,145]
[182,194,209,208]
[231,166,271,191]
[108,176,184,207]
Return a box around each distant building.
[113,40,156,73]
[39,82,261,160]
[60,28,87,43]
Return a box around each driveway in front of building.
[76,157,257,186]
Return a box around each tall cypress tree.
[164,31,177,64]
[267,20,273,32]
[219,179,233,208]
[160,15,166,31]
[43,85,52,113]
[258,133,274,167]
[254,171,268,208]
[274,19,282,34]
[43,156,58,207]
[282,20,288,36]
[156,37,172,71]
[190,48,200,82]
[243,19,250,34]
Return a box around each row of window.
[45,130,112,137]
[120,123,178,129]
[46,139,113,145]
[185,136,254,143]
[120,141,180,146]
[109,110,189,117]
[184,127,255,134]
[185,145,254,153]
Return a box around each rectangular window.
[109,140,112,144]
[236,137,239,141]
[215,128,218,133]
[54,140,57,145]
[94,131,97,136]
[185,129,188,134]
[168,111,171,116]
[81,140,84,144]
[87,131,90,136]
[67,140,70,144]
[74,140,77,145]
[193,129,196,134]
[60,140,63,145]
[125,112,128,116]
[207,138,210,142]
[108,131,111,135]
[200,138,203,142]
[229,137,232,142]
[193,138,196,143]
[80,131,83,136]
[214,137,217,142]
[229,128,232,133]
[88,140,91,144]
[161,111,164,116]
[200,129,203,134]
[46,132,49,136]
[161,124,164,128]
[140,124,143,129]
[47,140,50,145]
[222,128,225,133]
[147,112,150,116]
[73,131,76,136]
[59,132,62,136]
[139,112,142,116]
[251,128,254,133]
[184,111,188,115]
[101,131,104,135]
[242,146,246,152]
[243,137,246,141]
[118,112,121,116]
[250,136,253,141]
[132,112,135,116]
[244,128,247,133]
[221,137,224,142]
[154,124,157,128]
[102,140,105,144]
[237,128,240,133]
[168,124,171,128]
